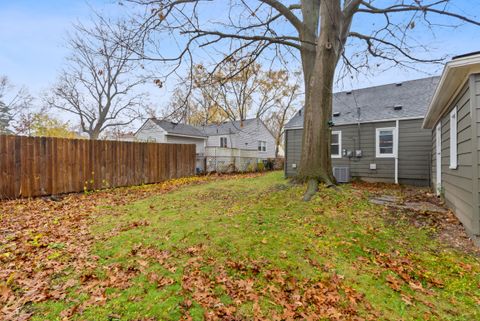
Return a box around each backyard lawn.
[1,172,479,320]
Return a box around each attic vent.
[393,104,403,111]
[346,91,352,95]
[333,112,341,117]
[396,83,402,87]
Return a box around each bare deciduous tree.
[0,76,33,134]
[46,17,149,139]
[127,0,480,199]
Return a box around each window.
[450,107,458,169]
[258,141,266,152]
[331,131,342,158]
[220,137,228,148]
[376,127,396,158]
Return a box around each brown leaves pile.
[179,255,372,321]
[0,173,262,320]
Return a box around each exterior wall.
[475,74,480,235]
[285,118,431,185]
[236,120,276,159]
[135,120,206,155]
[205,120,276,159]
[135,119,167,143]
[165,135,206,155]
[206,134,236,149]
[398,119,432,185]
[431,78,479,237]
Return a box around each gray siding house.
[423,53,480,239]
[284,77,440,186]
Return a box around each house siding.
[135,119,205,155]
[206,134,235,149]
[473,74,480,234]
[135,119,166,142]
[206,120,276,159]
[285,118,430,185]
[165,135,205,155]
[432,79,479,236]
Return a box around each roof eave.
[165,133,207,139]
[423,54,480,129]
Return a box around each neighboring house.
[135,119,207,171]
[135,117,276,172]
[284,76,440,186]
[135,118,207,155]
[423,52,480,240]
[198,118,276,160]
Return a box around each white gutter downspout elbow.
[395,120,399,184]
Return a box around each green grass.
[32,172,480,320]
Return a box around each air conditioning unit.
[333,166,350,183]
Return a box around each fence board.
[0,135,195,199]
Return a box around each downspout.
[395,120,399,184]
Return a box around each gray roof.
[151,119,207,137]
[197,118,258,135]
[285,76,440,129]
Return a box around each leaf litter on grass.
[0,173,261,320]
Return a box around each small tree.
[46,17,148,139]
[15,111,78,138]
[264,73,302,158]
[0,76,32,134]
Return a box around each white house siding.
[165,135,206,155]
[135,119,167,142]
[206,134,236,149]
[234,120,276,159]
[204,120,276,159]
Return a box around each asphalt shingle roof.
[151,119,207,137]
[285,76,440,129]
[197,118,258,135]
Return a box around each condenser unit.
[333,166,350,183]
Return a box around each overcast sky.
[1,0,479,122]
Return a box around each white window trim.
[331,130,342,158]
[220,136,228,148]
[449,106,458,169]
[258,140,266,152]
[375,127,396,158]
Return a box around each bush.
[257,162,265,172]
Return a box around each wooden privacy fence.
[0,135,196,199]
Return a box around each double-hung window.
[450,107,458,169]
[376,127,396,158]
[331,131,342,158]
[258,141,266,152]
[220,137,228,148]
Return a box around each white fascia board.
[165,133,207,140]
[285,116,424,130]
[423,54,480,129]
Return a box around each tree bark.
[298,0,342,200]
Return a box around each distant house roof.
[197,118,258,135]
[150,119,207,138]
[285,76,440,129]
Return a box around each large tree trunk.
[298,0,342,201]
